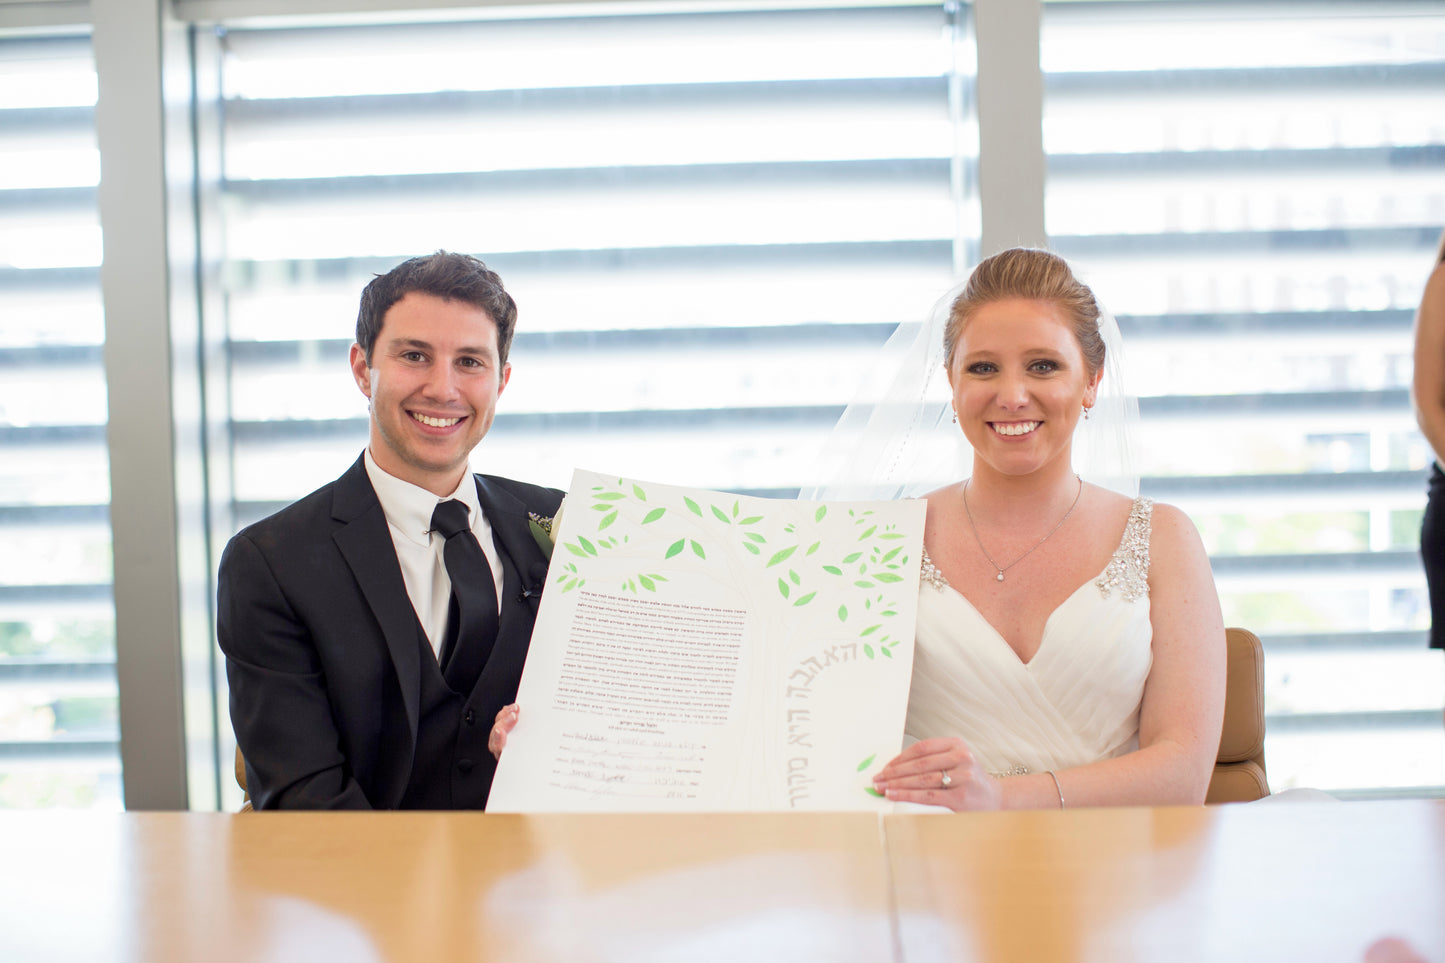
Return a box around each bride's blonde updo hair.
[943,247,1106,377]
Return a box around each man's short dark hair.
[356,251,518,365]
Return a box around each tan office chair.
[235,747,252,812]
[1206,626,1269,803]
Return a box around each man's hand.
[489,704,520,760]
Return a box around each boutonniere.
[528,497,565,560]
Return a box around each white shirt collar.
[364,448,482,548]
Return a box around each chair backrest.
[235,746,252,812]
[1207,626,1269,803]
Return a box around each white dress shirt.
[364,449,504,658]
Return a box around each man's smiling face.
[350,291,511,496]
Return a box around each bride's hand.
[488,704,520,760]
[872,737,1001,811]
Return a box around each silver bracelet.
[1046,770,1065,809]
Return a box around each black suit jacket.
[217,454,563,809]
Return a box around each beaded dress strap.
[920,547,949,591]
[1093,497,1153,602]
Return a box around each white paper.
[488,469,925,812]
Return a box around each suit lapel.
[473,476,551,698]
[475,475,551,612]
[331,455,422,738]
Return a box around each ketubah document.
[488,469,925,813]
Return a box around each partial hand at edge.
[489,704,520,760]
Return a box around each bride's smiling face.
[947,297,1102,479]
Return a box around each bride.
[866,248,1225,810]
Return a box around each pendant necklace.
[962,474,1083,582]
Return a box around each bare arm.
[876,502,1225,810]
[1412,247,1445,462]
[1011,502,1225,808]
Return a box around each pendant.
[996,572,1005,582]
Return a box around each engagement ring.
[941,772,953,788]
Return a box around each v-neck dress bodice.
[906,498,1155,775]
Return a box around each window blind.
[0,32,120,809]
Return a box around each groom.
[218,251,563,809]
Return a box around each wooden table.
[0,802,1440,962]
[887,801,1445,963]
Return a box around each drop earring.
[1082,404,1091,421]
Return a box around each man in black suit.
[218,251,562,809]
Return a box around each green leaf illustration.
[793,592,815,607]
[858,525,877,540]
[857,754,876,772]
[733,500,740,517]
[860,624,881,636]
[642,507,666,524]
[766,546,797,567]
[865,786,884,798]
[778,578,790,599]
[842,552,862,564]
[665,538,686,559]
[590,503,612,512]
[639,575,655,591]
[881,547,902,563]
[823,565,842,575]
[578,536,598,556]
[739,515,763,525]
[565,543,588,557]
[879,532,906,540]
[684,496,703,516]
[594,492,625,501]
[881,646,893,658]
[690,540,705,559]
[745,532,766,542]
[743,543,761,555]
[633,483,647,500]
[815,505,828,522]
[864,644,875,659]
[837,605,848,622]
[874,573,904,583]
[854,580,874,588]
[788,569,801,585]
[711,505,731,524]
[805,541,820,556]
[598,511,618,530]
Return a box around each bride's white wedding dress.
[905,498,1155,775]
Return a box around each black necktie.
[430,499,499,694]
